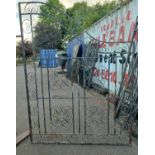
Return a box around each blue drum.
[39,49,58,68]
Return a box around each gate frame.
[18,1,137,145]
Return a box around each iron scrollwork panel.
[49,70,71,90]
[50,105,73,134]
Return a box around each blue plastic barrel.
[39,49,58,68]
[48,49,58,68]
[39,49,48,67]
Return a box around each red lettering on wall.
[105,70,109,80]
[97,69,100,77]
[98,36,102,48]
[128,22,138,42]
[94,68,120,84]
[93,68,97,76]
[101,69,117,83]
[109,30,115,47]
[101,69,105,79]
[117,25,125,43]
[126,10,131,21]
[93,68,100,77]
[124,73,129,87]
[111,72,117,83]
[102,33,106,48]
[106,23,110,31]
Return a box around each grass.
[16,57,39,65]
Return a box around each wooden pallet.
[16,130,30,146]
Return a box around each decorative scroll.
[24,3,39,14]
[22,19,32,34]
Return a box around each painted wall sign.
[83,0,138,93]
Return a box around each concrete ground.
[17,137,137,155]
[16,65,138,155]
[16,65,29,136]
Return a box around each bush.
[16,43,22,58]
[33,22,62,50]
[16,41,33,58]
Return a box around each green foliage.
[33,22,62,50]
[16,41,33,57]
[16,58,23,65]
[65,2,91,35]
[39,0,65,26]
[64,0,118,38]
[38,0,119,48]
[16,43,22,58]
[35,0,65,50]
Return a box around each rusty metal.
[115,17,138,138]
[18,1,137,144]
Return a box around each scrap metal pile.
[115,18,138,138]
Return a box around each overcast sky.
[59,0,109,8]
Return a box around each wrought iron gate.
[18,1,137,144]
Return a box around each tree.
[39,0,66,33]
[38,0,119,48]
[16,41,33,57]
[16,43,22,58]
[65,2,91,36]
[38,0,67,49]
[64,1,118,38]
[33,22,62,50]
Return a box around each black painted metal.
[77,61,81,135]
[18,1,138,144]
[18,2,33,142]
[34,63,41,134]
[47,68,52,122]
[107,58,110,135]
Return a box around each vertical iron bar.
[129,121,132,144]
[34,64,41,134]
[30,14,34,56]
[71,57,75,134]
[120,62,124,135]
[122,63,124,84]
[18,2,33,141]
[47,51,52,121]
[40,65,47,133]
[71,80,75,134]
[77,60,81,135]
[83,60,87,135]
[47,66,52,122]
[107,57,110,135]
[30,13,41,134]
[120,123,122,135]
[114,56,117,135]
